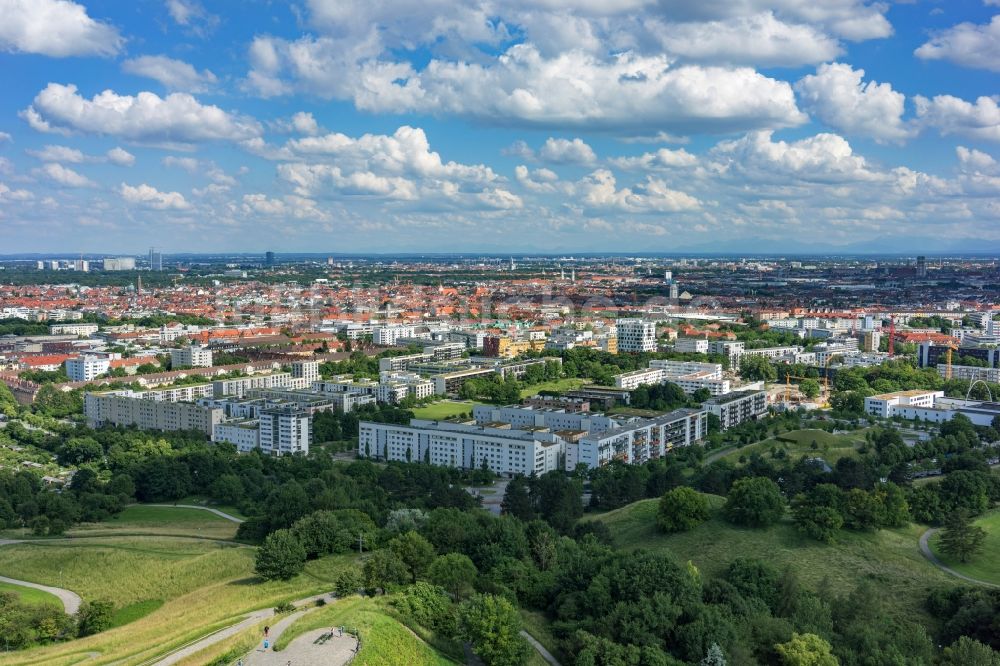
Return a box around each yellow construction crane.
[944,341,960,380]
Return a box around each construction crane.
[943,340,960,380]
[887,314,896,358]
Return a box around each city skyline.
[2,0,1000,253]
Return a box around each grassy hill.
[0,535,354,665]
[929,509,1000,586]
[715,428,865,467]
[274,596,459,665]
[588,495,954,621]
[67,504,240,540]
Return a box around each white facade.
[171,345,213,368]
[50,323,99,336]
[66,355,110,382]
[575,409,706,468]
[616,318,657,353]
[674,338,709,354]
[864,390,945,418]
[937,365,1000,384]
[291,360,320,384]
[213,373,301,398]
[472,405,617,434]
[614,367,666,390]
[84,391,223,435]
[704,390,768,430]
[259,408,311,456]
[359,419,563,475]
[212,420,261,453]
[374,326,416,346]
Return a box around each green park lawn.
[275,595,459,665]
[412,400,483,421]
[0,535,355,666]
[0,580,63,608]
[67,504,240,540]
[716,428,865,467]
[929,509,1000,586]
[588,495,954,622]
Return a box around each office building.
[149,248,163,271]
[359,419,563,475]
[703,390,768,430]
[616,319,657,353]
[265,251,275,265]
[864,390,944,419]
[66,355,110,382]
[916,255,927,278]
[171,345,213,368]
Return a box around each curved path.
[146,593,329,666]
[521,630,562,666]
[246,626,357,665]
[918,528,999,589]
[144,503,245,523]
[0,538,83,614]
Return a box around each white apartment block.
[708,341,745,366]
[374,326,416,346]
[84,392,223,435]
[376,372,435,403]
[703,390,768,430]
[472,405,618,434]
[616,319,657,353]
[650,360,723,379]
[291,360,320,384]
[171,345,213,368]
[864,390,945,419]
[50,323,98,336]
[359,419,563,476]
[614,367,666,390]
[259,408,311,456]
[674,337,709,354]
[66,355,110,382]
[213,373,301,398]
[575,409,706,468]
[212,420,261,453]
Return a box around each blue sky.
[1,0,998,254]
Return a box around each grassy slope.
[412,400,483,420]
[0,580,63,608]
[274,596,458,666]
[929,510,1000,586]
[67,505,240,540]
[716,428,864,466]
[0,537,354,666]
[589,496,954,621]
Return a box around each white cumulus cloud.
[106,147,135,166]
[0,0,123,57]
[22,83,261,145]
[27,144,85,163]
[37,162,94,187]
[538,138,597,165]
[914,94,1000,142]
[795,63,913,143]
[915,15,1000,72]
[120,182,190,210]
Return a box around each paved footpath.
[0,539,83,614]
[521,630,562,666]
[146,504,245,523]
[246,628,358,666]
[918,528,999,589]
[149,594,329,666]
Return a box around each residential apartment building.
[66,355,110,382]
[574,409,706,468]
[84,391,223,435]
[259,407,311,456]
[170,345,213,368]
[50,323,99,336]
[937,365,1000,384]
[212,420,260,453]
[358,419,563,475]
[213,372,301,398]
[374,325,415,346]
[674,337,709,354]
[703,390,768,430]
[472,404,617,434]
[616,319,657,353]
[291,360,320,384]
[614,367,666,390]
